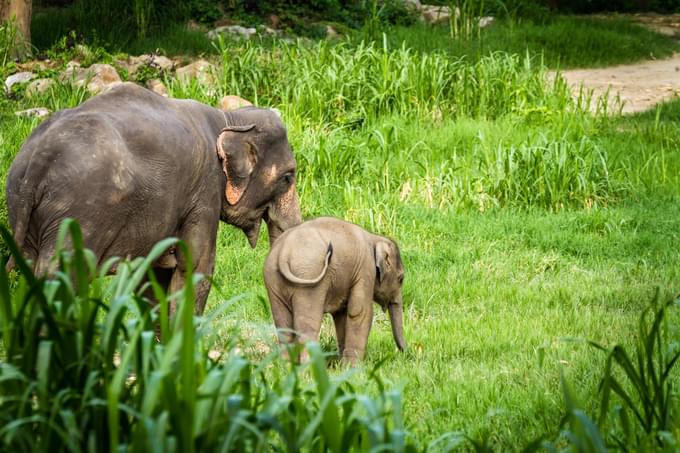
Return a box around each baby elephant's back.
[267,217,365,281]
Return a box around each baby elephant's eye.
[398,275,404,284]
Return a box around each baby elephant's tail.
[279,243,333,286]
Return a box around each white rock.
[207,25,258,40]
[15,107,50,118]
[479,16,495,28]
[25,78,56,97]
[5,71,36,92]
[420,5,456,25]
[326,25,339,39]
[403,0,422,11]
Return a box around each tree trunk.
[1,0,32,58]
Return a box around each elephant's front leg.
[343,279,374,363]
[168,218,217,316]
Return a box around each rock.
[146,78,168,97]
[150,55,174,71]
[82,64,122,94]
[15,107,50,118]
[175,59,217,86]
[207,25,258,41]
[26,78,56,97]
[58,61,81,82]
[60,63,122,95]
[403,0,422,11]
[5,71,36,92]
[120,54,174,78]
[17,60,48,72]
[420,5,455,25]
[325,25,339,39]
[269,14,280,29]
[219,95,252,111]
[186,19,202,31]
[260,25,280,37]
[479,16,495,28]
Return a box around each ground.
[557,14,680,113]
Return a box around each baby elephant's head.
[374,239,406,351]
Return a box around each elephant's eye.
[281,172,294,186]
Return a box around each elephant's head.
[216,108,302,247]
[374,239,407,352]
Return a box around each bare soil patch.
[553,14,680,114]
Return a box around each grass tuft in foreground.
[0,220,419,451]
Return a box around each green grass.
[2,26,680,449]
[380,15,680,69]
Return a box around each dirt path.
[555,54,680,113]
[554,14,680,114]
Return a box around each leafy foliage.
[0,220,422,451]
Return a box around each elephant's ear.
[375,241,391,284]
[216,124,257,205]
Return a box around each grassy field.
[2,14,680,450]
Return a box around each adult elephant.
[6,82,302,313]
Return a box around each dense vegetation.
[1,4,680,451]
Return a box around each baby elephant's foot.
[341,348,364,365]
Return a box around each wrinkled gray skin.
[263,217,406,363]
[6,82,302,314]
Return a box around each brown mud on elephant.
[6,82,302,314]
[263,217,406,363]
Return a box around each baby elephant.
[263,217,406,362]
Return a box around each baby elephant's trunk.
[389,295,407,352]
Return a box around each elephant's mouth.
[242,207,271,248]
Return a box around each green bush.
[0,220,424,451]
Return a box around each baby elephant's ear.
[375,241,391,284]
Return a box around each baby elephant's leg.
[292,286,327,362]
[343,279,374,363]
[267,285,294,348]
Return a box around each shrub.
[0,220,422,451]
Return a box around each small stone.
[5,71,36,92]
[149,55,174,71]
[186,20,202,31]
[175,59,217,86]
[207,25,258,41]
[82,64,122,95]
[219,94,252,111]
[479,16,495,28]
[15,107,50,118]
[146,78,168,97]
[420,5,455,25]
[325,25,339,39]
[25,78,56,97]
[403,0,422,11]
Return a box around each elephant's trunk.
[266,182,302,246]
[388,296,407,352]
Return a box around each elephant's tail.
[279,243,333,286]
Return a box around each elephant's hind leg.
[291,286,327,362]
[267,284,294,346]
